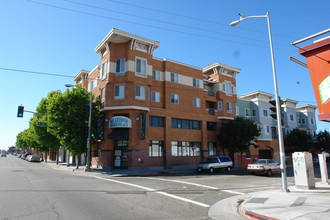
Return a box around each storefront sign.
[110,116,132,128]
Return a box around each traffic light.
[17,106,24,117]
[269,99,284,125]
[269,100,277,119]
[96,115,105,140]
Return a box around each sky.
[1,0,329,150]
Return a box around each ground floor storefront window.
[149,140,164,157]
[171,141,201,156]
[208,142,217,156]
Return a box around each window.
[149,141,164,157]
[171,93,179,104]
[290,115,294,121]
[207,122,216,131]
[152,70,161,80]
[100,87,105,102]
[101,61,107,79]
[114,85,124,99]
[252,109,257,116]
[171,73,178,83]
[311,118,314,124]
[208,142,217,156]
[151,91,160,102]
[263,109,268,117]
[265,125,270,134]
[223,81,234,95]
[193,98,200,108]
[136,58,147,77]
[193,78,200,88]
[88,79,98,91]
[171,118,200,130]
[149,116,164,127]
[136,86,146,100]
[301,118,305,124]
[245,108,251,117]
[116,59,125,75]
[171,141,201,156]
[226,102,232,113]
[218,101,222,110]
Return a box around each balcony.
[208,108,216,116]
[208,90,215,97]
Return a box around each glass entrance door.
[114,140,128,169]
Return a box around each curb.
[245,211,279,220]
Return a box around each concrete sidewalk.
[210,182,330,220]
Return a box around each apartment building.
[236,91,317,166]
[73,28,241,169]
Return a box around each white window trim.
[151,91,160,102]
[116,59,126,75]
[227,102,232,113]
[135,86,146,100]
[193,97,200,108]
[115,85,125,100]
[101,61,107,80]
[135,57,147,77]
[171,93,179,104]
[171,73,179,83]
[100,87,106,102]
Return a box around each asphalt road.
[0,155,298,220]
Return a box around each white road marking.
[142,177,220,190]
[93,176,210,208]
[221,190,244,195]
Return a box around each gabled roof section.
[238,91,273,100]
[203,62,241,74]
[94,28,160,54]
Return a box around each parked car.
[28,155,41,162]
[25,155,33,161]
[197,156,233,173]
[247,159,280,176]
[1,153,7,157]
[21,153,31,160]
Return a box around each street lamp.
[65,84,92,172]
[230,12,289,192]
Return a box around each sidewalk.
[210,182,330,220]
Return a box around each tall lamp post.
[230,12,289,192]
[65,84,92,172]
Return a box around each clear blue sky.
[1,0,329,150]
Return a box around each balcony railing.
[208,90,215,97]
[208,108,216,116]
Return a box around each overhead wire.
[27,0,295,52]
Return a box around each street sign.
[36,122,48,127]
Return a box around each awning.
[107,128,129,139]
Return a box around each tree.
[30,95,61,162]
[219,116,261,162]
[315,130,330,152]
[47,86,98,159]
[285,128,313,153]
[16,128,41,152]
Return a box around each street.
[0,155,297,220]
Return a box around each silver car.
[197,156,233,173]
[247,159,280,176]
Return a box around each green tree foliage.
[16,128,41,151]
[315,130,330,151]
[47,86,98,155]
[30,95,61,156]
[219,116,261,157]
[285,128,313,153]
